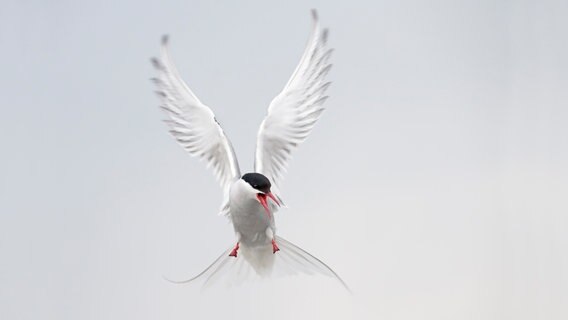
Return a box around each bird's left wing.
[254,10,332,192]
[151,36,241,215]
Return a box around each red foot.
[229,242,239,257]
[271,239,280,254]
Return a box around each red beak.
[257,192,280,218]
[267,192,280,206]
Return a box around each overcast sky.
[1,0,567,319]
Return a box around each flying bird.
[151,10,346,289]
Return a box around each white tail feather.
[165,236,348,290]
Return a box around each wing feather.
[152,36,241,215]
[254,10,332,190]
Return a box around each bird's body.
[151,10,347,289]
[229,178,276,248]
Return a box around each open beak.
[256,192,280,218]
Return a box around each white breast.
[229,179,278,247]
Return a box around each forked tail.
[164,236,349,290]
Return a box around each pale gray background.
[1,0,567,319]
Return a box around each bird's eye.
[253,185,258,188]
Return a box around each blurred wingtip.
[161,34,169,46]
[322,28,329,42]
[311,9,318,21]
[150,57,161,69]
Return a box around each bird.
[151,10,347,289]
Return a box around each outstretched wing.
[151,36,241,215]
[254,10,332,190]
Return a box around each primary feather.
[255,10,333,190]
[151,36,241,215]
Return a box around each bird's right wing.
[151,36,241,215]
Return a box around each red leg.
[271,239,280,254]
[229,242,239,257]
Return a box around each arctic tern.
[151,10,347,289]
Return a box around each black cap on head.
[242,173,271,193]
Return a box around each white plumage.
[255,10,332,191]
[152,10,346,289]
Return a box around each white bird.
[151,10,346,289]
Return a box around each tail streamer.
[164,236,349,291]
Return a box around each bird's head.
[241,173,280,217]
